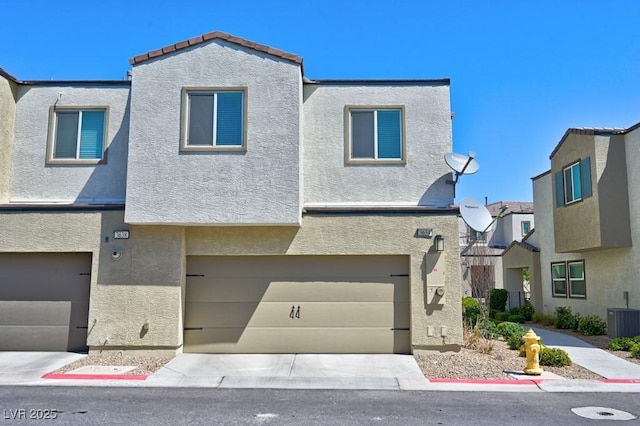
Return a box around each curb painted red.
[598,379,640,384]
[428,378,543,385]
[42,373,148,381]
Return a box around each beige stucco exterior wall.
[0,210,461,354]
[502,244,541,311]
[0,76,17,203]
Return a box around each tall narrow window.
[182,88,246,151]
[551,262,567,297]
[568,261,586,298]
[564,162,582,204]
[48,108,106,163]
[347,107,404,163]
[521,221,531,236]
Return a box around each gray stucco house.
[0,31,462,355]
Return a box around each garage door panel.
[187,279,407,303]
[185,328,402,354]
[184,255,410,354]
[188,256,408,278]
[0,253,91,352]
[0,326,70,351]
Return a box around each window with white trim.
[181,88,246,151]
[521,221,531,236]
[48,108,107,163]
[554,157,592,207]
[346,107,405,163]
[551,260,586,298]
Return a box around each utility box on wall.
[607,308,640,338]
[425,253,446,304]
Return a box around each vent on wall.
[607,308,640,338]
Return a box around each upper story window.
[181,88,246,152]
[345,106,405,164]
[554,157,592,207]
[521,221,531,236]
[47,107,107,164]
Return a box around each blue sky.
[2,0,639,203]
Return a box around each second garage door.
[184,256,410,353]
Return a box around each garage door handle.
[184,327,203,331]
[391,328,409,331]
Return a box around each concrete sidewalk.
[2,327,640,392]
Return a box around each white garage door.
[0,253,92,351]
[184,255,410,353]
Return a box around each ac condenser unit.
[607,308,640,338]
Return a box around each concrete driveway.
[146,354,428,389]
[0,352,86,384]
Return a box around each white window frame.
[551,262,567,297]
[568,260,586,298]
[180,87,247,152]
[46,106,108,165]
[521,221,531,236]
[344,105,406,164]
[563,162,581,204]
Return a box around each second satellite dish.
[460,197,494,233]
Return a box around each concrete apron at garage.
[145,354,428,390]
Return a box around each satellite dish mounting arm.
[446,151,476,197]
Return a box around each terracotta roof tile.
[129,31,303,67]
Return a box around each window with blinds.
[49,108,106,163]
[346,107,405,163]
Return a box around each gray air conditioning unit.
[607,308,640,338]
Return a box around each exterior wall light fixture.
[434,234,445,252]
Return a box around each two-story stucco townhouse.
[531,123,640,326]
[0,32,461,355]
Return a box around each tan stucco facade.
[551,132,631,252]
[0,209,462,355]
[0,75,17,203]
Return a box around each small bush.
[507,329,526,350]
[576,315,607,336]
[540,347,572,367]
[495,312,511,321]
[532,312,555,326]
[572,313,582,332]
[496,322,524,340]
[508,314,526,323]
[519,301,535,321]
[489,309,499,319]
[631,343,640,359]
[462,297,480,326]
[489,289,508,312]
[554,306,576,330]
[509,306,521,316]
[608,337,640,351]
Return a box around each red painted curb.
[42,373,148,381]
[599,379,640,384]
[429,378,543,385]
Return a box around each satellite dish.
[444,152,479,175]
[460,197,494,233]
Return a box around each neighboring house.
[0,31,461,355]
[460,201,534,308]
[530,124,640,320]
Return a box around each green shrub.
[519,301,535,321]
[507,329,526,350]
[480,319,500,340]
[495,312,511,321]
[496,322,524,340]
[554,306,576,330]
[532,312,555,326]
[489,289,508,312]
[508,314,526,324]
[489,309,499,319]
[576,315,607,336]
[631,343,640,359]
[509,306,521,315]
[462,297,480,326]
[572,313,582,332]
[608,337,640,351]
[540,347,572,367]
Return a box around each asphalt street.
[0,386,638,425]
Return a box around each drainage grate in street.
[571,406,637,421]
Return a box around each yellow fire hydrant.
[522,328,544,375]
